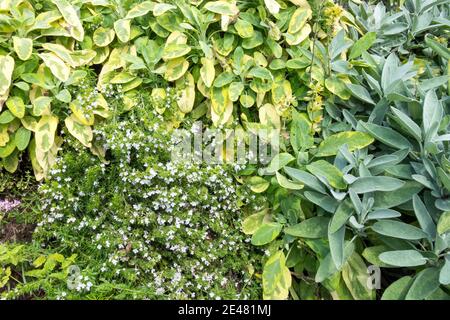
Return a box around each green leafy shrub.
[1,0,449,301]
[0,168,35,197]
[1,243,78,299]
[244,0,450,300]
[25,99,263,299]
[0,0,357,180]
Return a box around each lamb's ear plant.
[348,0,449,55]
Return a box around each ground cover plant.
[0,0,449,300]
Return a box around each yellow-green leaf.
[234,18,254,38]
[41,43,75,67]
[162,43,191,60]
[0,139,16,158]
[229,82,244,102]
[65,115,93,147]
[29,139,44,181]
[70,100,95,126]
[52,0,84,41]
[259,103,280,129]
[247,176,270,193]
[252,222,282,245]
[342,252,376,300]
[242,211,266,235]
[288,7,311,34]
[210,86,229,115]
[306,160,347,189]
[110,72,136,84]
[316,131,374,157]
[114,19,131,43]
[240,92,255,108]
[325,76,351,100]
[6,96,25,118]
[0,55,14,96]
[0,110,15,124]
[21,116,38,132]
[176,72,195,113]
[276,172,304,190]
[13,37,33,61]
[153,3,176,16]
[285,23,311,46]
[35,136,62,177]
[164,57,189,81]
[3,150,19,173]
[437,211,450,235]
[35,115,58,153]
[200,57,215,88]
[14,127,31,151]
[125,1,155,19]
[264,0,281,15]
[39,53,70,82]
[263,251,291,300]
[93,27,115,47]
[0,124,9,147]
[32,96,52,116]
[29,10,62,32]
[204,1,239,15]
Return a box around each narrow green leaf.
[390,107,422,142]
[440,257,450,285]
[437,211,450,235]
[423,90,442,141]
[328,225,345,269]
[379,250,427,267]
[425,35,450,60]
[346,83,375,105]
[360,121,413,150]
[329,199,354,234]
[351,176,405,193]
[412,194,436,239]
[284,167,326,194]
[372,220,428,240]
[381,276,414,300]
[349,32,376,60]
[373,181,423,209]
[306,160,347,190]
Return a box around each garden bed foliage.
[0,0,450,300]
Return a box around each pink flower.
[0,199,21,213]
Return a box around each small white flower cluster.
[35,103,263,299]
[75,84,99,112]
[100,83,124,100]
[74,275,93,293]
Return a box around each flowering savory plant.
[32,100,264,299]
